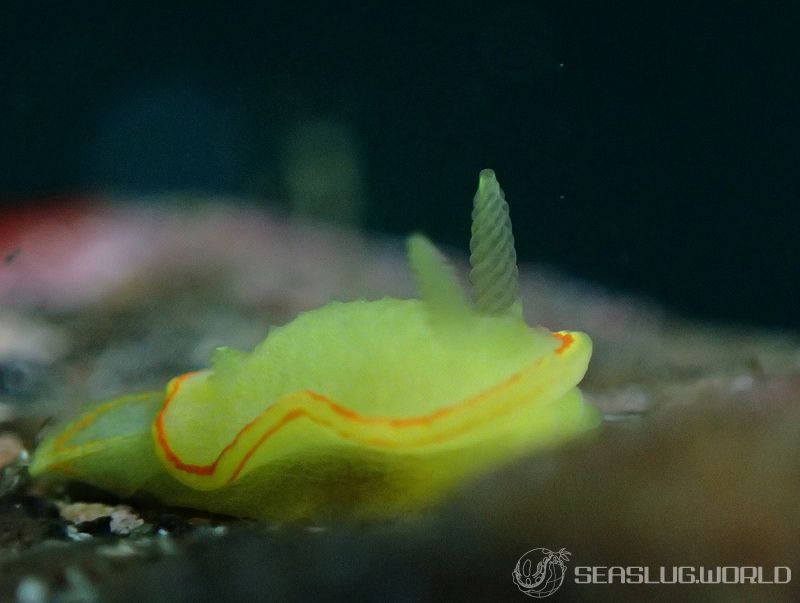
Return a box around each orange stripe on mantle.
[153,331,574,481]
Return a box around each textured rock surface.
[1,201,798,602]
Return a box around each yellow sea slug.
[30,170,599,521]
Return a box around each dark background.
[2,2,798,329]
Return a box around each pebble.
[58,502,144,535]
[15,576,48,603]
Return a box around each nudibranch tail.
[28,391,166,496]
[469,169,522,318]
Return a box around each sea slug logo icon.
[512,547,571,598]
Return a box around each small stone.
[0,433,24,469]
[0,435,29,499]
[58,502,115,525]
[15,576,49,603]
[109,508,144,535]
[58,501,143,535]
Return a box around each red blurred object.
[0,197,161,309]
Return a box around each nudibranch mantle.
[31,170,599,520]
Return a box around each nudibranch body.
[31,170,599,521]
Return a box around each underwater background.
[2,5,800,602]
[2,2,797,328]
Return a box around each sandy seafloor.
[1,200,798,602]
